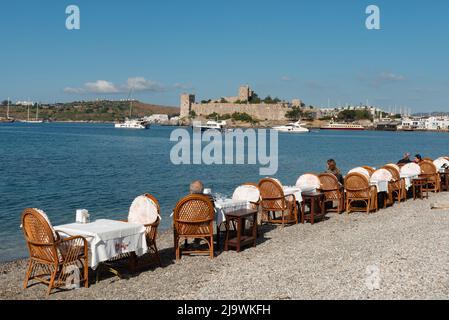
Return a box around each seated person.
[397,152,412,165]
[326,159,344,185]
[414,154,423,164]
[190,180,214,204]
[185,180,214,248]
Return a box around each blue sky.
[1,0,449,112]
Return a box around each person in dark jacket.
[397,153,412,165]
[326,159,344,185]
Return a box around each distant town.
[2,85,449,131]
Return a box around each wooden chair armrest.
[59,235,88,263]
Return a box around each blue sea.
[1,122,448,262]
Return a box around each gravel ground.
[2,192,449,300]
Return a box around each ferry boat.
[320,122,365,131]
[272,121,309,133]
[193,120,227,133]
[114,119,150,129]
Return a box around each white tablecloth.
[214,199,251,225]
[400,173,419,190]
[370,180,389,193]
[55,219,148,270]
[283,186,303,203]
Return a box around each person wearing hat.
[397,152,412,165]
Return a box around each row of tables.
[53,170,448,280]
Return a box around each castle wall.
[190,103,289,121]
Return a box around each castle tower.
[180,93,195,118]
[238,85,253,102]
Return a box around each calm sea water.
[1,122,448,262]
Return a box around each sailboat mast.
[36,104,39,121]
[27,105,30,121]
[6,97,9,119]
[128,87,134,119]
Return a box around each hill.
[0,100,180,122]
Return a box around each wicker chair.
[318,173,345,213]
[173,194,215,260]
[382,165,406,203]
[22,208,89,296]
[362,166,376,176]
[419,160,441,193]
[344,173,378,214]
[258,178,298,226]
[233,182,261,210]
[424,157,434,162]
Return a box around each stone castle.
[180,85,302,121]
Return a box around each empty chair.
[433,157,449,171]
[383,165,406,202]
[348,167,371,178]
[22,208,89,296]
[423,157,434,162]
[401,162,422,176]
[385,163,401,172]
[371,168,394,207]
[126,193,162,266]
[232,183,261,210]
[419,160,441,193]
[318,173,345,213]
[173,194,215,260]
[344,173,378,214]
[296,173,321,192]
[362,166,376,176]
[258,178,298,226]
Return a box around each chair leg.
[175,237,181,261]
[46,268,57,296]
[23,260,34,289]
[84,257,89,288]
[210,236,214,259]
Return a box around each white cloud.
[85,80,120,93]
[64,77,166,95]
[125,77,164,92]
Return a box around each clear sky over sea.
[1,0,448,112]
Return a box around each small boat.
[320,121,365,131]
[1,99,15,123]
[272,121,310,133]
[193,120,227,133]
[114,119,151,129]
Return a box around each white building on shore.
[401,116,449,131]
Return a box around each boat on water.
[21,104,43,123]
[272,121,310,133]
[114,119,151,129]
[320,121,365,131]
[192,120,227,133]
[1,98,15,123]
[115,89,150,130]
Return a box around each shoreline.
[3,191,449,299]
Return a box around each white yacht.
[115,89,150,129]
[193,120,227,133]
[114,118,150,129]
[272,121,309,133]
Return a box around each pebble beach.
[2,191,449,300]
